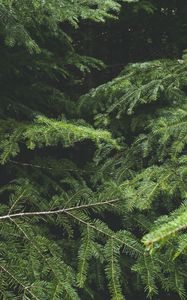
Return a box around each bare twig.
[9,159,52,170]
[0,199,119,221]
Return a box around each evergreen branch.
[66,211,143,255]
[0,264,40,300]
[0,199,119,221]
[111,239,118,298]
[52,282,59,300]
[143,254,158,296]
[11,218,58,275]
[107,237,125,300]
[143,210,187,247]
[77,226,92,287]
[10,218,68,295]
[0,116,119,164]
[8,188,27,215]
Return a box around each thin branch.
[0,264,40,300]
[9,159,83,173]
[9,159,52,170]
[0,199,119,221]
[65,211,143,255]
[8,188,26,214]
[11,218,63,284]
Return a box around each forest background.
[0,1,187,300]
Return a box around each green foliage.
[78,57,187,298]
[143,205,187,247]
[1,1,187,300]
[105,238,124,300]
[0,0,135,52]
[80,59,187,123]
[0,116,118,164]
